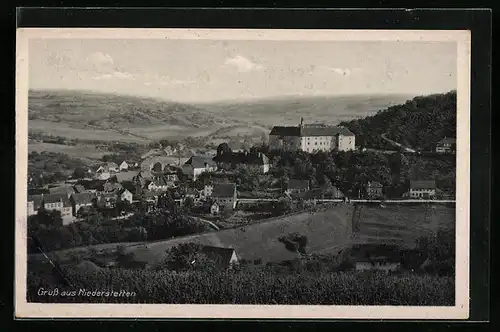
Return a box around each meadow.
[126,205,354,266]
[353,204,455,248]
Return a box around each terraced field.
[352,204,455,248]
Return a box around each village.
[24,117,457,278]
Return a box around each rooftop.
[410,180,437,189]
[270,123,355,137]
[184,156,217,169]
[213,151,270,166]
[211,183,237,198]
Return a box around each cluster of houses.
[27,180,135,225]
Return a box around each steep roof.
[410,180,437,189]
[367,181,383,188]
[213,152,270,166]
[269,126,301,136]
[211,183,237,198]
[73,184,86,193]
[150,176,171,187]
[437,137,456,144]
[49,185,75,195]
[287,179,310,191]
[103,182,123,192]
[71,192,95,205]
[28,194,43,210]
[183,156,217,169]
[200,245,237,268]
[270,125,355,137]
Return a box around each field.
[28,204,455,266]
[29,120,147,143]
[126,205,354,265]
[28,90,414,143]
[353,204,455,248]
[28,142,109,162]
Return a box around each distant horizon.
[29,39,457,103]
[28,87,455,106]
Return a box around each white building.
[409,180,436,199]
[119,161,129,171]
[27,193,75,225]
[182,156,217,181]
[269,118,355,152]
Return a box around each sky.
[28,39,457,103]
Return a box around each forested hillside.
[340,91,456,151]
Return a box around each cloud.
[224,55,264,72]
[318,66,361,77]
[87,52,114,66]
[91,71,195,86]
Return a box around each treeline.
[267,149,456,198]
[28,151,88,186]
[27,197,210,253]
[27,266,454,305]
[340,91,456,151]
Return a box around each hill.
[28,90,414,143]
[196,94,414,127]
[340,91,457,151]
[126,205,354,265]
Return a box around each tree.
[216,142,232,156]
[183,196,195,212]
[72,167,87,179]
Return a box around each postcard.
[16,28,470,319]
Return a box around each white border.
[15,28,471,319]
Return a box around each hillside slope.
[340,91,456,151]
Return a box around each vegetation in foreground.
[28,262,454,306]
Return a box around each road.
[237,198,455,204]
[381,133,417,153]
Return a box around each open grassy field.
[126,205,354,265]
[28,142,109,162]
[353,204,455,248]
[29,120,147,143]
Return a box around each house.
[199,245,239,269]
[70,192,95,216]
[103,181,123,193]
[48,184,75,198]
[96,172,110,181]
[96,162,119,174]
[203,184,214,197]
[435,137,456,154]
[119,161,129,171]
[146,176,172,192]
[164,146,177,156]
[355,257,401,274]
[286,179,310,194]
[269,118,355,152]
[409,180,436,199]
[211,183,237,210]
[210,201,220,215]
[73,184,87,194]
[366,181,383,199]
[213,151,271,173]
[351,244,402,274]
[28,193,75,225]
[182,156,217,181]
[117,188,133,204]
[97,192,118,208]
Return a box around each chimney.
[300,117,304,127]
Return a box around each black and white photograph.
[15,28,471,319]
